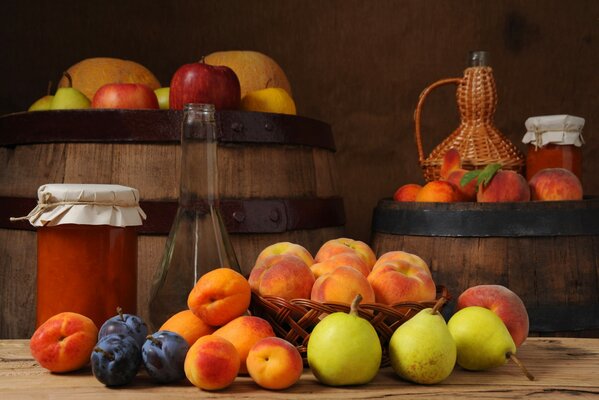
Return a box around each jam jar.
[20,184,146,328]
[522,115,584,181]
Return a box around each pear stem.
[507,352,535,381]
[63,72,73,88]
[46,81,53,96]
[349,294,363,316]
[431,296,447,315]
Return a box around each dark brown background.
[1,0,597,241]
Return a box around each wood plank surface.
[1,338,598,399]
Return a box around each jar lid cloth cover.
[522,114,585,147]
[13,183,146,227]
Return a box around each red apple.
[169,60,241,110]
[91,83,159,109]
[456,284,529,347]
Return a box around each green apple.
[154,87,170,109]
[307,295,381,386]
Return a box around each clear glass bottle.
[149,103,240,329]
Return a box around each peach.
[477,170,530,202]
[30,311,98,373]
[188,268,252,327]
[249,254,315,300]
[446,169,477,201]
[393,183,422,202]
[315,238,377,270]
[310,252,371,279]
[529,168,583,201]
[246,337,303,390]
[213,316,275,374]
[184,335,240,391]
[254,241,314,269]
[440,148,462,179]
[160,309,216,346]
[374,250,431,276]
[415,180,460,202]
[457,284,529,347]
[311,266,375,304]
[367,260,436,305]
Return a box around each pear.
[389,298,456,384]
[50,72,90,110]
[28,81,54,111]
[307,294,381,386]
[154,87,170,109]
[448,306,534,380]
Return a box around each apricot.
[248,254,315,300]
[213,315,275,374]
[367,259,436,305]
[415,180,460,202]
[311,266,376,304]
[315,238,377,269]
[393,183,422,202]
[30,312,98,373]
[477,170,530,202]
[160,309,216,346]
[246,337,303,390]
[184,335,240,391]
[188,268,251,327]
[310,252,371,279]
[529,168,583,201]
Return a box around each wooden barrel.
[0,110,345,338]
[371,198,599,337]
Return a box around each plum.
[98,307,148,348]
[91,334,141,386]
[142,330,189,383]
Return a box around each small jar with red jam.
[522,115,585,182]
[21,184,146,328]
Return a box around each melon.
[203,51,292,98]
[57,57,161,100]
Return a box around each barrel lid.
[13,184,146,227]
[522,115,585,147]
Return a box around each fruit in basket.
[169,60,241,110]
[457,285,529,347]
[374,250,431,275]
[315,238,376,270]
[389,299,456,384]
[311,266,375,304]
[98,307,148,348]
[184,335,240,390]
[367,259,436,305]
[310,252,370,279]
[528,168,583,201]
[254,241,315,269]
[241,87,297,115]
[415,180,460,202]
[246,337,303,390]
[307,294,382,386]
[142,330,189,383]
[91,83,159,109]
[154,87,170,109]
[91,334,141,386]
[248,254,315,300]
[447,306,534,380]
[393,183,422,202]
[30,311,98,373]
[159,309,215,346]
[187,268,251,327]
[213,316,275,374]
[204,50,292,98]
[57,57,161,100]
[50,72,91,110]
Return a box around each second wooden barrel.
[371,198,599,337]
[0,109,345,338]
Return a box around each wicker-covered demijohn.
[414,66,525,182]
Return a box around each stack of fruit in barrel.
[28,238,535,391]
[394,148,583,202]
[26,51,296,115]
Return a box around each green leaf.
[477,163,502,188]
[460,170,481,187]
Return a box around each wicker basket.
[250,286,449,367]
[414,66,524,182]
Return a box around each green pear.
[50,72,90,110]
[389,299,456,384]
[448,306,534,380]
[28,95,54,111]
[154,87,170,109]
[307,294,381,386]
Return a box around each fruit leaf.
[460,170,481,187]
[477,163,502,188]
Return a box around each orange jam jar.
[522,115,585,181]
[22,184,146,328]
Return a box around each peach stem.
[350,294,363,316]
[507,352,535,381]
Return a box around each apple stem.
[350,294,363,316]
[94,347,115,361]
[63,72,73,88]
[507,352,535,381]
[116,306,125,321]
[431,296,447,315]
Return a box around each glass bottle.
[149,103,240,329]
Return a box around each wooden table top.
[1,337,598,399]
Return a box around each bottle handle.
[413,78,463,164]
